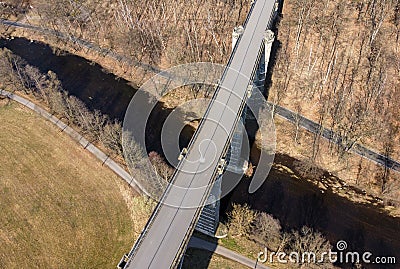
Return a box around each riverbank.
[1,19,154,87]
[5,31,398,208]
[1,35,398,268]
[219,152,400,268]
[271,117,400,218]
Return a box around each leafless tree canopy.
[285,226,334,268]
[0,48,127,158]
[29,0,251,66]
[226,203,335,268]
[268,0,400,200]
[273,0,400,150]
[227,203,257,237]
[0,0,31,18]
[250,212,282,251]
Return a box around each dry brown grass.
[273,116,400,216]
[0,101,135,268]
[271,0,400,159]
[8,27,153,87]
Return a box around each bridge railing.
[124,1,259,265]
[123,0,283,267]
[179,0,257,155]
[172,0,282,242]
[170,1,284,264]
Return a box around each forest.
[1,0,399,208]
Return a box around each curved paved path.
[0,89,142,193]
[273,105,400,173]
[188,237,271,269]
[2,18,398,174]
[0,89,264,268]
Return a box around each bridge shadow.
[181,248,215,269]
[264,2,284,98]
[0,37,192,158]
[145,100,194,155]
[182,232,220,269]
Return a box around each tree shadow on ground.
[221,153,400,268]
[0,37,137,120]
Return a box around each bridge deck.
[125,1,276,268]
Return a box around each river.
[0,37,135,120]
[1,37,399,269]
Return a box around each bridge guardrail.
[124,1,259,265]
[124,0,282,267]
[171,1,282,265]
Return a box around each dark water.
[2,37,399,268]
[0,37,136,120]
[0,37,191,154]
[220,153,400,268]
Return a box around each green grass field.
[0,101,134,268]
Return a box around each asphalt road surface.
[188,237,271,269]
[273,105,400,173]
[2,19,399,173]
[124,0,277,268]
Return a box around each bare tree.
[31,0,251,67]
[24,65,47,98]
[227,203,257,237]
[100,120,123,156]
[293,159,324,182]
[0,0,30,18]
[250,212,282,251]
[0,49,27,93]
[122,131,146,166]
[148,151,174,182]
[286,226,333,268]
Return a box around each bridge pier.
[194,174,222,236]
[227,28,275,173]
[195,25,248,237]
[195,27,276,237]
[225,26,249,175]
[122,1,281,267]
[247,29,275,120]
